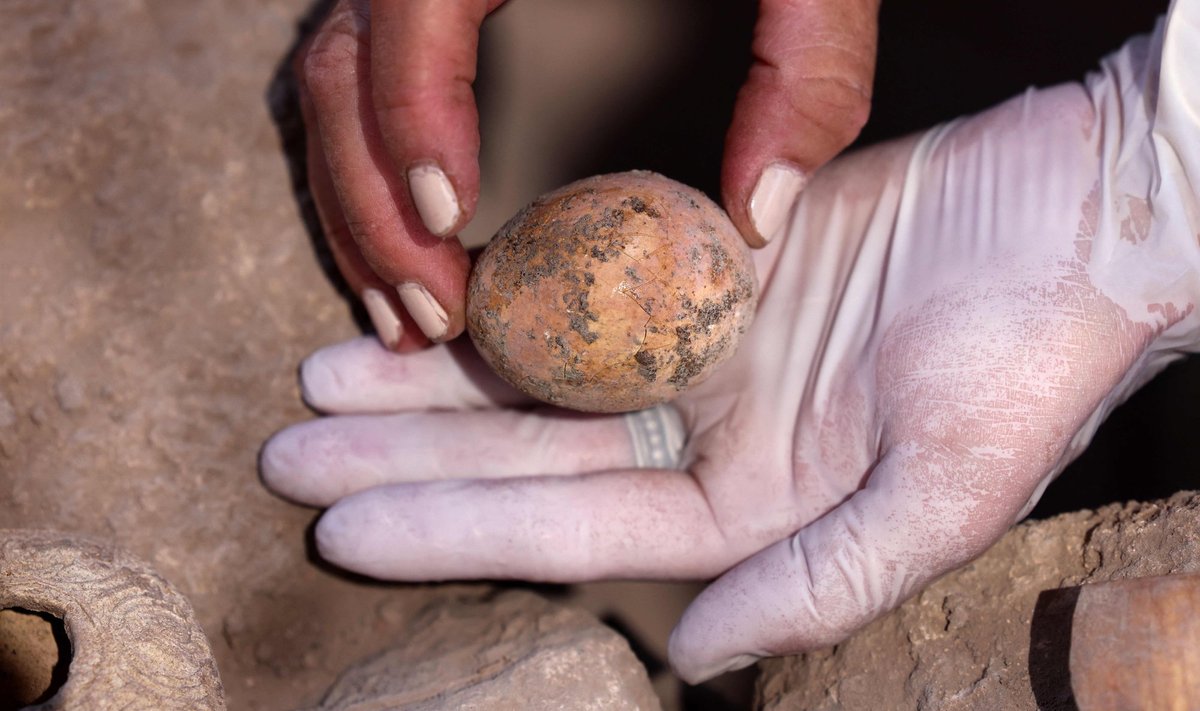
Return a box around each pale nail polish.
[397,282,448,340]
[407,163,460,237]
[748,162,807,243]
[361,287,404,349]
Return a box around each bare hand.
[294,0,878,348]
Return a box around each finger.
[668,444,1041,683]
[302,0,471,342]
[299,336,532,413]
[297,61,429,352]
[312,467,739,582]
[298,339,686,470]
[370,0,502,238]
[723,0,878,246]
[261,408,640,507]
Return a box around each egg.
[466,171,758,413]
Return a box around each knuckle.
[374,77,475,126]
[342,219,404,277]
[372,85,422,120]
[302,43,352,98]
[833,84,872,136]
[796,76,871,146]
[343,216,388,243]
[301,9,366,97]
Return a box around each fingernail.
[361,287,404,349]
[748,162,807,243]
[397,282,448,341]
[407,163,460,237]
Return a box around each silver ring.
[624,404,687,469]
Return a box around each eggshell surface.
[467,171,758,413]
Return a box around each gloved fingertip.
[257,430,293,492]
[667,622,762,684]
[314,497,365,569]
[299,346,347,409]
[258,424,338,507]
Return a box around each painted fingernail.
[748,162,807,243]
[407,163,460,237]
[397,282,448,341]
[361,287,404,349]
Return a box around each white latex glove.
[263,4,1200,683]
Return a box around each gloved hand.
[264,6,1200,683]
[292,0,877,348]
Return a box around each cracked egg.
[466,171,758,413]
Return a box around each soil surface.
[0,2,494,707]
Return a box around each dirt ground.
[3,0,1196,709]
[0,1,474,707]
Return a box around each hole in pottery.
[0,608,72,710]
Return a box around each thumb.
[723,0,878,247]
[668,445,1040,683]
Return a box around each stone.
[313,590,661,711]
[754,491,1200,711]
[53,375,86,413]
[0,529,223,709]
